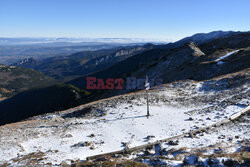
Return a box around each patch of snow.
[215,50,240,62]
[217,61,224,65]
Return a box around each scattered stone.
[214,116,221,119]
[190,132,195,138]
[146,135,155,140]
[144,149,155,155]
[61,160,71,167]
[183,155,198,165]
[61,134,73,138]
[168,140,179,146]
[90,146,95,150]
[130,96,135,100]
[193,125,199,129]
[121,142,130,149]
[166,154,174,159]
[218,135,225,139]
[96,157,109,161]
[113,154,123,158]
[89,134,95,138]
[18,143,25,152]
[71,141,91,148]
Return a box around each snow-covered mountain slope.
[0,69,249,166]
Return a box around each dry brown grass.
[80,59,89,65]
[74,160,147,167]
[10,151,48,166]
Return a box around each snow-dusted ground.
[135,112,250,166]
[0,75,249,166]
[215,50,240,62]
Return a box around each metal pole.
[145,75,150,118]
[146,89,149,118]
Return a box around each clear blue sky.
[0,0,249,41]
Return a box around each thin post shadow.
[104,115,147,122]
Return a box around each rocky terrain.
[0,68,249,166]
[69,32,250,94]
[13,44,152,80]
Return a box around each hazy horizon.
[1,0,250,41]
[1,30,249,44]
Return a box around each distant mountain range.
[0,42,147,65]
[160,31,244,50]
[69,31,250,98]
[12,31,244,80]
[0,37,167,46]
[12,44,154,79]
